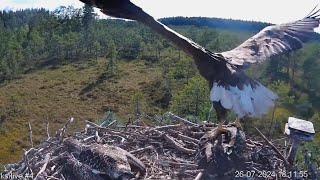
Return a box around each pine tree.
[82,4,95,55]
[93,41,101,60]
[105,41,118,77]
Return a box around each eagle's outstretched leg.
[212,101,228,124]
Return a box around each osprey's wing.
[221,8,320,66]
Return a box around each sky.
[1,0,320,31]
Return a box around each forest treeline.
[160,16,271,32]
[0,6,320,125]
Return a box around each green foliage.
[311,112,320,139]
[93,41,101,59]
[302,44,320,107]
[105,41,118,77]
[171,75,211,120]
[106,58,118,77]
[295,143,320,169]
[169,57,196,83]
[107,40,117,60]
[270,81,295,106]
[61,32,80,60]
[131,92,147,117]
[82,4,95,31]
[0,7,253,85]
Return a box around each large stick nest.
[3,114,295,179]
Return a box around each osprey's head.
[79,0,144,21]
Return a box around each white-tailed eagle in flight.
[79,0,320,122]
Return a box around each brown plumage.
[222,7,320,66]
[79,0,320,121]
[63,138,146,179]
[61,154,105,180]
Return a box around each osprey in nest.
[80,0,320,122]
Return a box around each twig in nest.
[189,131,205,139]
[83,135,95,142]
[149,124,182,132]
[130,146,154,154]
[185,169,204,173]
[28,121,34,148]
[23,149,33,176]
[35,153,51,179]
[44,175,60,180]
[57,117,74,142]
[46,121,50,140]
[246,139,263,146]
[107,120,117,127]
[99,112,113,127]
[177,133,199,144]
[95,131,101,143]
[163,134,196,154]
[85,120,101,128]
[204,143,214,162]
[167,112,199,126]
[254,127,289,167]
[117,125,143,129]
[163,160,198,168]
[194,171,204,180]
[110,135,126,143]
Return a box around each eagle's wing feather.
[221,8,320,67]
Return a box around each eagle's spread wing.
[80,0,320,118]
[221,8,320,67]
[214,8,320,118]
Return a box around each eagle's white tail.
[210,82,278,118]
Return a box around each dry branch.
[177,133,199,144]
[56,117,74,142]
[46,121,50,140]
[35,153,51,179]
[163,134,196,154]
[194,171,204,180]
[255,127,290,167]
[28,121,34,148]
[167,112,199,126]
[130,146,154,154]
